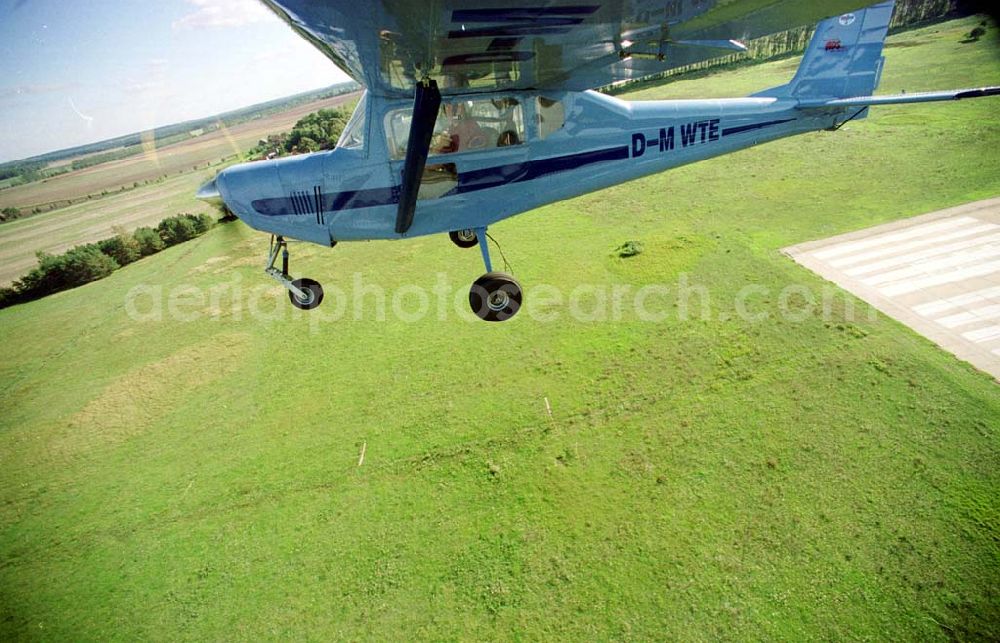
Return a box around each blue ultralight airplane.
[197,0,999,321]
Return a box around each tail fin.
[757,1,895,100]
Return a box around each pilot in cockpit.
[433,102,487,153]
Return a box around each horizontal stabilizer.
[798,86,1000,109]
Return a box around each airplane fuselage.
[212,90,840,246]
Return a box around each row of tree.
[606,0,966,94]
[246,107,352,160]
[0,161,46,183]
[0,213,216,309]
[70,147,143,171]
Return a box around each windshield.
[336,91,368,149]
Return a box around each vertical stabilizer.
[758,1,895,100]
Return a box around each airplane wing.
[261,0,878,97]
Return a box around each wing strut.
[395,79,441,234]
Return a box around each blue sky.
[0,0,351,163]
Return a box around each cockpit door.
[383,94,531,203]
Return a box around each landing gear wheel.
[288,277,324,310]
[469,272,522,322]
[449,229,479,248]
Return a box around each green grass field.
[1,17,998,640]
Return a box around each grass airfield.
[1,17,999,640]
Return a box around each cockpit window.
[536,96,565,139]
[337,92,367,149]
[385,97,525,160]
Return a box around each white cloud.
[252,46,293,63]
[172,0,271,30]
[0,83,79,101]
[121,80,167,95]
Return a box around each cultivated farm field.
[0,171,214,285]
[0,92,360,212]
[0,93,360,285]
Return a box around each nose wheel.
[466,227,522,322]
[288,277,324,310]
[266,236,325,310]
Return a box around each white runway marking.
[811,216,978,260]
[879,260,1000,297]
[844,231,1000,276]
[784,198,1000,381]
[864,246,1000,287]
[963,325,1000,343]
[913,285,1000,317]
[935,304,1000,329]
[830,222,1000,268]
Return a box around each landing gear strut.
[467,227,522,322]
[266,236,324,310]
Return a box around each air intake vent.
[289,186,325,225]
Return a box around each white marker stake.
[358,441,367,467]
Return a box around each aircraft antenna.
[486,231,513,274]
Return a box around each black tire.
[449,229,479,248]
[469,272,522,322]
[288,277,324,310]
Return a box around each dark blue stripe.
[454,145,628,195]
[443,51,534,67]
[447,25,580,38]
[722,118,795,137]
[451,6,599,22]
[251,145,627,216]
[252,186,399,216]
[251,114,793,218]
[448,6,599,38]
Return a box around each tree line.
[606,0,964,94]
[0,213,217,309]
[0,161,55,190]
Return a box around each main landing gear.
[454,227,522,322]
[266,236,324,310]
[267,230,521,322]
[449,228,478,248]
